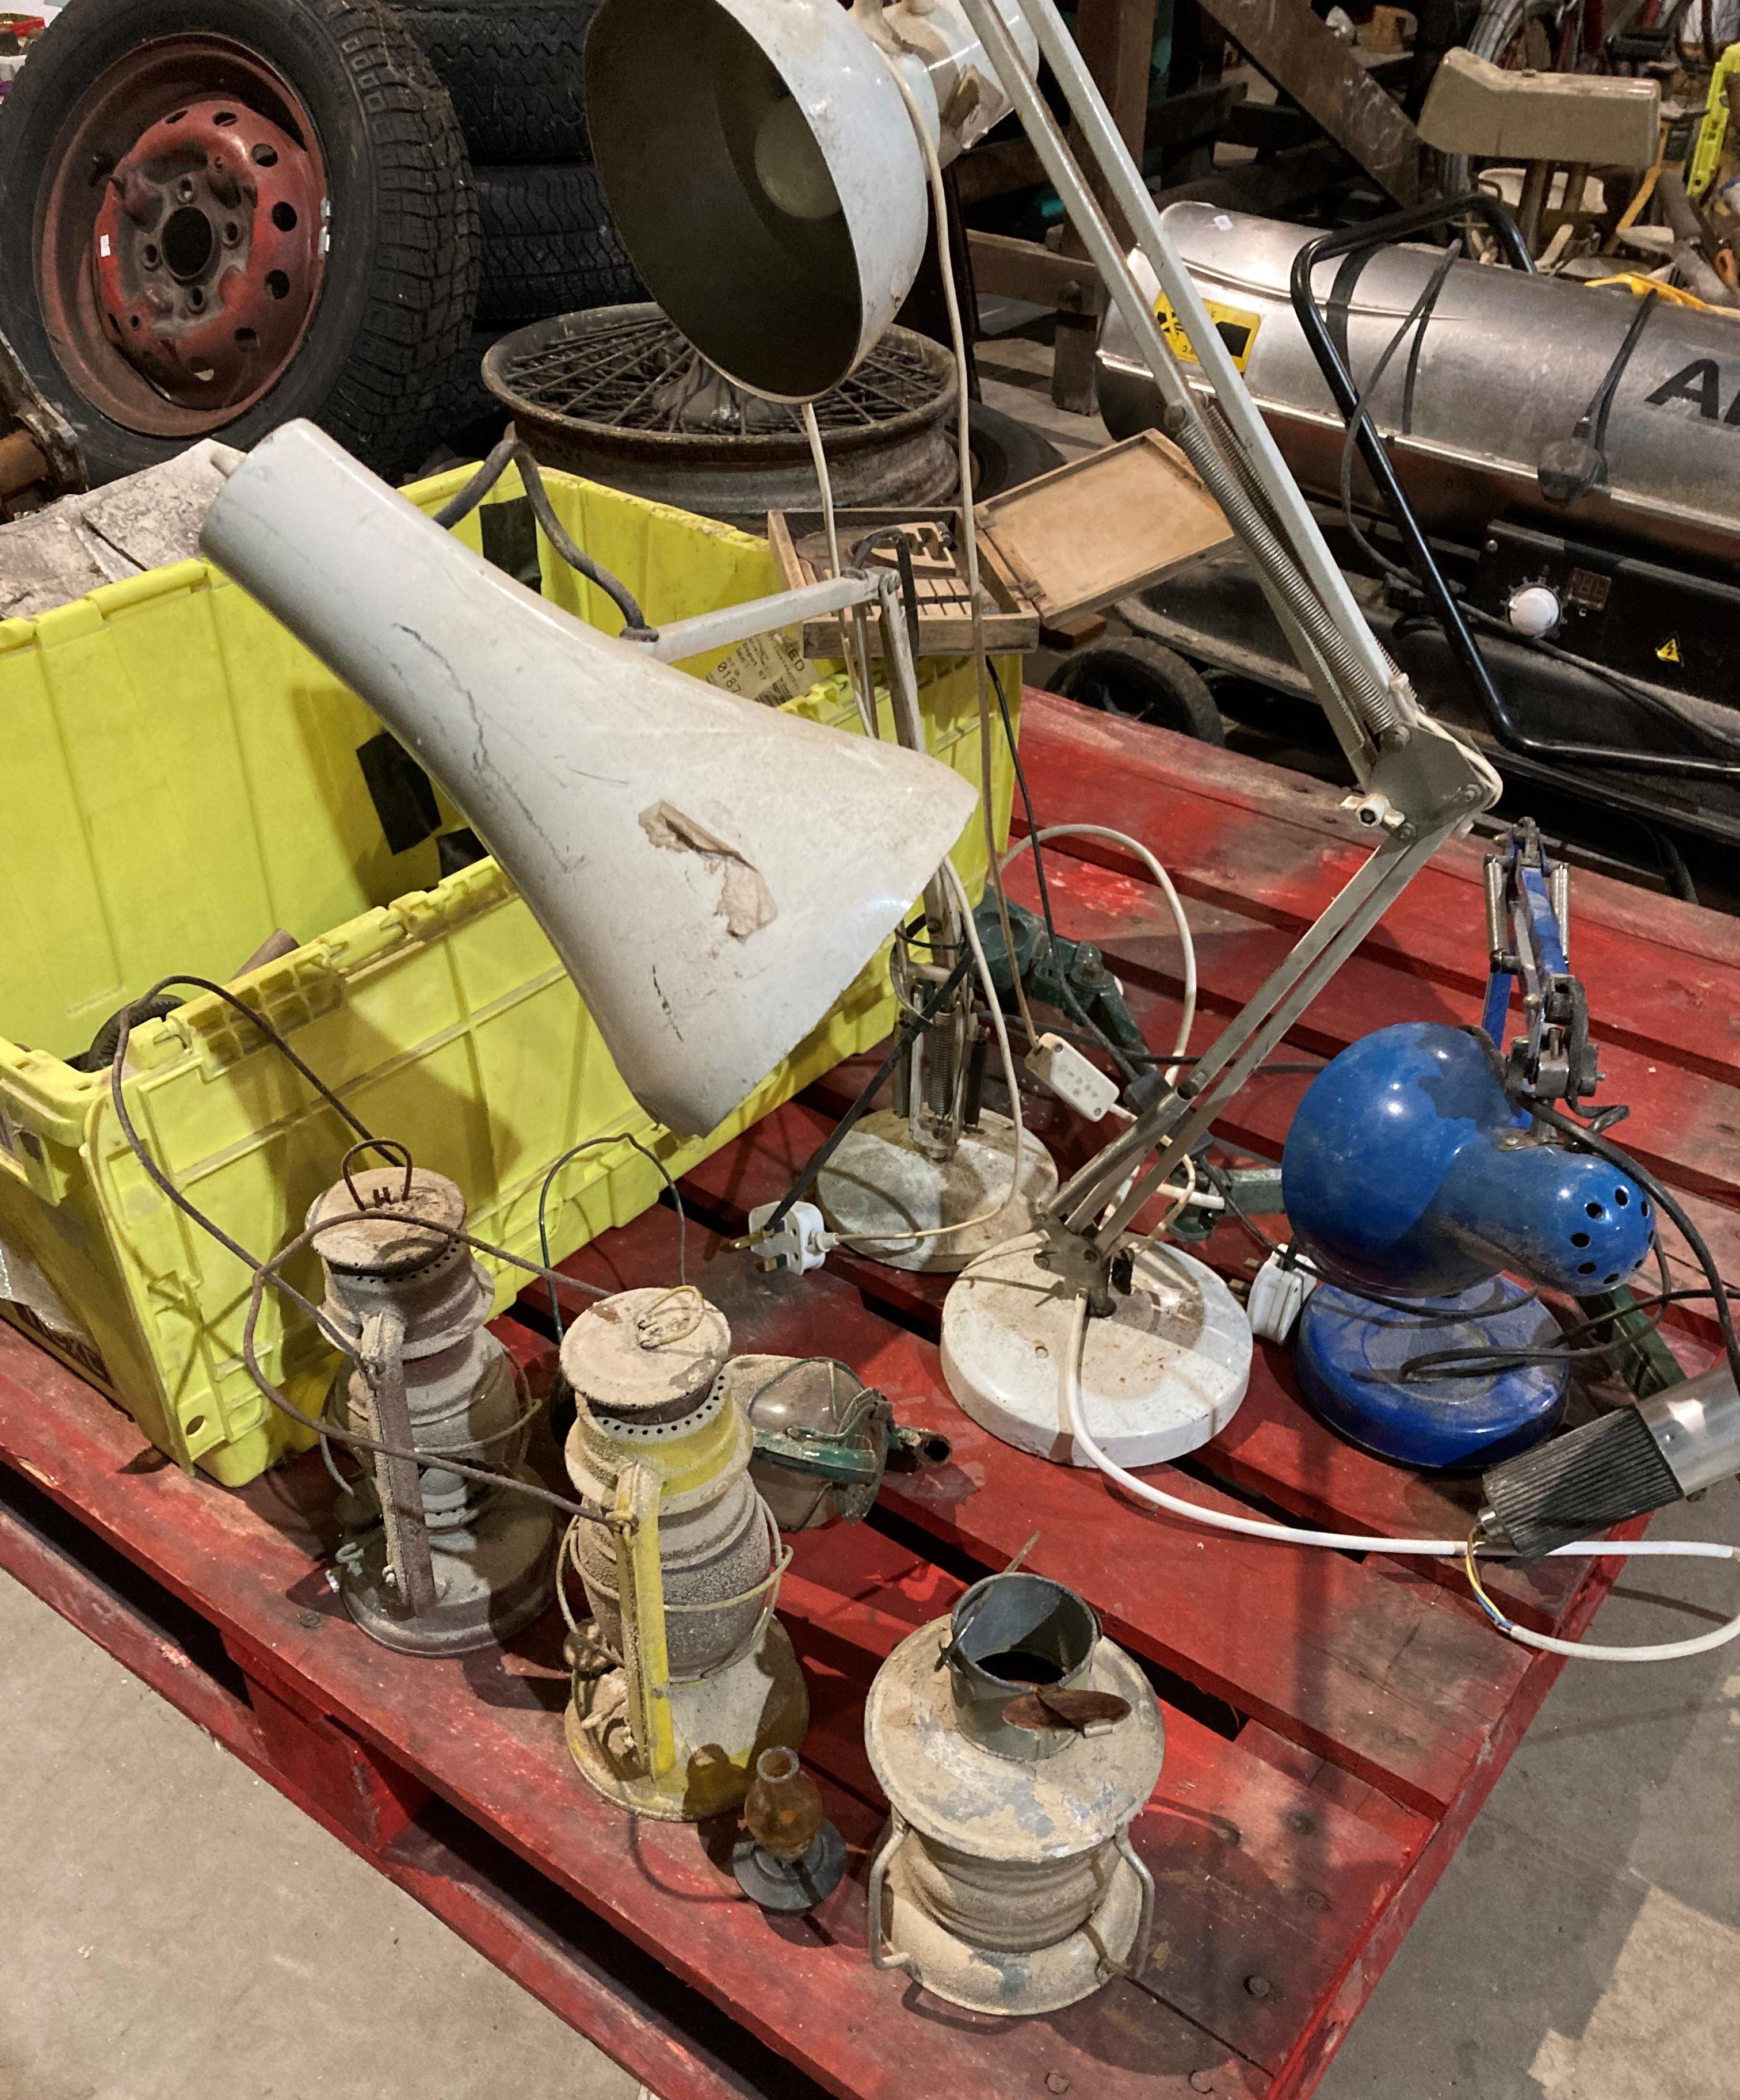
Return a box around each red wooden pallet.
[2,694,1731,2100]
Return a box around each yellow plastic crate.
[0,462,1019,1484]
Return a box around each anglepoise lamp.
[198,421,977,1142]
[587,0,1507,1468]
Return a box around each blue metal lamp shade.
[1280,1024,1655,1468]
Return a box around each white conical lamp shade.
[199,420,977,1136]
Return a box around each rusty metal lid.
[307,1162,467,1278]
[560,1286,730,1426]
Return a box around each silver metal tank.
[1098,203,1740,570]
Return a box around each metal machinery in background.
[1098,199,1740,876]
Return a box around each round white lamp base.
[815,1109,1058,1274]
[940,1236,1253,1467]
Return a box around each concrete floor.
[5,1475,1738,2099]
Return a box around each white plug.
[1247,1252,1318,1342]
[1025,1031,1120,1122]
[746,1199,834,1273]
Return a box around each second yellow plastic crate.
[0,463,1018,1483]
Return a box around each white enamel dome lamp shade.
[586,0,931,401]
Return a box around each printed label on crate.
[707,629,810,707]
[1151,290,1261,372]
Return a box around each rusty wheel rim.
[38,36,328,435]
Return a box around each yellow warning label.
[1657,636,1682,664]
[1153,290,1262,372]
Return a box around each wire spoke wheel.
[483,304,960,521]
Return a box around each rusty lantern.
[864,1571,1163,2015]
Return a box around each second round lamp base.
[339,1478,558,1657]
[1295,1276,1570,1470]
[815,1110,1059,1274]
[941,1237,1253,1468]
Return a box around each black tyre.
[393,0,599,163]
[474,162,642,329]
[0,0,478,485]
[1048,640,1226,743]
[967,400,1064,497]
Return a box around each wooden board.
[766,507,1041,658]
[975,433,1234,624]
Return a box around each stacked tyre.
[391,0,640,357]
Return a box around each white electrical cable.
[1001,822,1197,1076]
[1060,1292,1740,1663]
[830,856,1028,1251]
[801,398,879,740]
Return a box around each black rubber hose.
[434,435,650,635]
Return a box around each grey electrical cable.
[105,981,613,1520]
[539,1133,688,1339]
[433,435,650,635]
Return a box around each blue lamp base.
[1293,1278,1569,1471]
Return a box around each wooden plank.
[1016,692,1740,1085]
[0,1326,1257,2100]
[978,435,1234,626]
[967,230,1111,307]
[1077,0,1161,153]
[1193,0,1424,204]
[955,82,1245,207]
[1062,0,1160,256]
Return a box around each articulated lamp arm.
[577,0,1501,1282]
[866,0,1502,1301]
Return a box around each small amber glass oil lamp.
[731,1747,847,1912]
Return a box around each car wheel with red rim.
[0,0,479,483]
